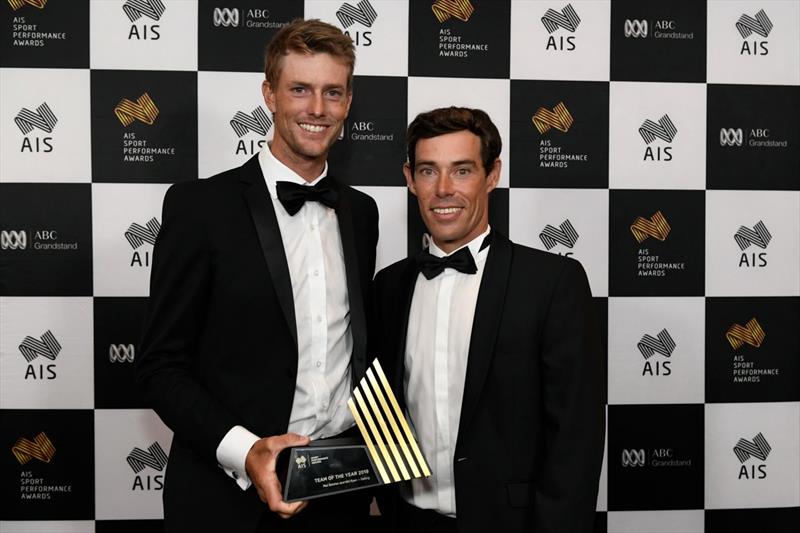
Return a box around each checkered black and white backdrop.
[1,1,798,531]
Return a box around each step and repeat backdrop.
[1,0,799,531]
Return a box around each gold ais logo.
[7,0,46,10]
[630,211,671,244]
[115,93,159,127]
[431,0,474,23]
[12,432,55,465]
[726,318,765,350]
[532,101,573,134]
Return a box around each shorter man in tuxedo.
[373,107,605,532]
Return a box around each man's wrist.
[216,425,260,490]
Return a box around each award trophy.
[278,359,430,502]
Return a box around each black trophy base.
[278,437,383,502]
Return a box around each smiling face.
[404,130,501,254]
[262,51,352,179]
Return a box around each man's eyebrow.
[415,159,478,167]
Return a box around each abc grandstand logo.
[621,449,645,467]
[124,218,161,249]
[7,0,47,11]
[539,219,578,251]
[736,10,772,39]
[213,7,239,27]
[122,0,165,23]
[532,102,573,134]
[726,318,765,350]
[1,230,27,250]
[109,344,135,363]
[14,103,57,135]
[210,6,281,30]
[720,128,743,147]
[115,93,159,127]
[432,0,474,23]
[12,432,56,465]
[336,0,378,29]
[541,4,580,34]
[624,19,647,38]
[630,211,671,244]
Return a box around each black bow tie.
[276,178,338,215]
[415,246,477,280]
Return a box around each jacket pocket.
[506,481,534,508]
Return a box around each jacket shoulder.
[375,256,414,287]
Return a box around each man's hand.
[245,433,310,519]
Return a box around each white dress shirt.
[215,145,355,490]
[401,226,491,517]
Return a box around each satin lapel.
[394,260,419,405]
[240,157,297,349]
[334,183,367,380]
[457,232,513,439]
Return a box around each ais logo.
[638,329,675,377]
[230,106,272,156]
[539,219,578,257]
[125,217,161,268]
[127,441,168,491]
[734,220,771,268]
[737,10,772,56]
[541,3,580,51]
[639,114,677,162]
[336,0,377,47]
[123,0,164,40]
[14,102,57,153]
[18,330,61,380]
[734,432,771,480]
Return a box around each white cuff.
[216,425,260,490]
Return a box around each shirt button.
[310,223,316,231]
[316,316,322,323]
[313,269,319,277]
[316,361,322,368]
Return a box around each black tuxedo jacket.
[373,232,604,533]
[136,155,378,533]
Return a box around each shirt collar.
[257,143,328,199]
[428,225,492,260]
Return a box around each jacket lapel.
[457,232,512,440]
[240,155,298,350]
[333,180,367,381]
[393,260,419,405]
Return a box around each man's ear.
[262,80,276,113]
[485,158,501,193]
[403,162,417,196]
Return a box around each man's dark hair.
[406,107,502,173]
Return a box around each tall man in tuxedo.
[374,107,604,532]
[136,19,378,533]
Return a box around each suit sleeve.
[136,183,241,460]
[534,259,605,533]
